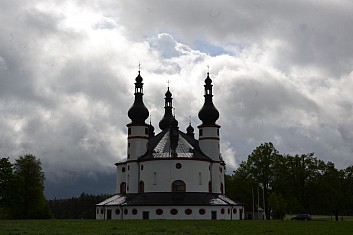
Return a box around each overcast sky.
[1,0,353,198]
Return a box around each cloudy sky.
[1,0,353,198]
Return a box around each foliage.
[269,192,287,219]
[226,142,353,219]
[0,154,52,219]
[240,142,279,219]
[48,193,112,219]
[0,158,13,219]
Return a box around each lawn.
[0,219,352,235]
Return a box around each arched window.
[220,183,224,194]
[172,180,186,192]
[139,181,144,193]
[120,182,126,194]
[198,172,202,185]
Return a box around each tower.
[125,71,149,193]
[159,86,174,130]
[198,73,224,194]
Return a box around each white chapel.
[96,70,244,220]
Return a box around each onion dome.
[159,87,174,130]
[186,122,195,138]
[127,71,149,124]
[198,73,219,125]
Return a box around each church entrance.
[142,211,149,220]
[211,211,217,220]
[107,209,112,220]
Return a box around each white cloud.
[1,0,353,197]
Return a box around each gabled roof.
[97,193,243,206]
[138,129,211,161]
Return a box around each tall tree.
[244,142,279,219]
[341,166,353,215]
[0,158,13,218]
[13,154,51,219]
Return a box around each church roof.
[139,129,211,161]
[97,193,243,206]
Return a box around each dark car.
[291,214,312,221]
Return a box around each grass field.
[1,218,353,235]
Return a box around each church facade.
[96,71,244,220]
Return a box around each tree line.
[47,193,112,219]
[225,142,353,220]
[1,154,111,219]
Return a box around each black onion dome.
[186,123,195,138]
[198,73,219,125]
[135,72,143,83]
[186,123,194,133]
[128,72,149,124]
[205,74,212,85]
[165,88,172,98]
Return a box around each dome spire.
[186,116,195,138]
[198,72,219,125]
[127,69,149,124]
[159,82,174,130]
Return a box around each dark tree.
[0,158,13,218]
[13,154,51,219]
[269,192,287,219]
[341,166,353,216]
[245,142,279,219]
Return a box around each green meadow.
[1,217,353,235]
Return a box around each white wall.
[96,205,245,220]
[139,159,211,193]
[116,164,126,194]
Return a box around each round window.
[185,208,192,215]
[199,208,206,215]
[122,167,126,173]
[132,209,137,215]
[176,163,182,169]
[156,209,163,215]
[124,209,128,215]
[115,209,120,215]
[233,208,237,214]
[221,208,225,214]
[170,208,178,215]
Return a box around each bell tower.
[198,72,224,194]
[125,70,149,193]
